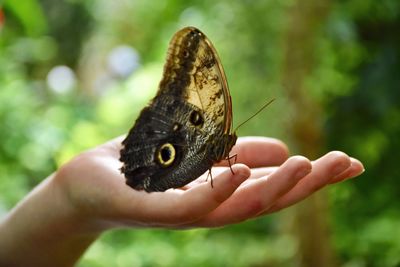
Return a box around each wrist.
[0,174,100,267]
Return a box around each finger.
[185,166,277,190]
[265,151,351,214]
[215,136,289,168]
[189,156,311,227]
[191,165,277,184]
[248,167,277,179]
[115,164,251,226]
[329,157,365,184]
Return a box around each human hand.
[56,136,364,230]
[0,136,364,267]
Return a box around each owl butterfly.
[120,26,237,192]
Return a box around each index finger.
[216,136,289,168]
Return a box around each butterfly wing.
[120,27,236,192]
[159,27,233,135]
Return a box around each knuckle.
[54,152,97,187]
[245,199,263,217]
[288,155,310,166]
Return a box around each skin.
[0,136,364,267]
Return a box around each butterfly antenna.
[234,99,275,132]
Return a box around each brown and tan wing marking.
[157,27,233,135]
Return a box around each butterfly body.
[120,27,236,192]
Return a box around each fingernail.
[348,166,366,179]
[295,167,311,180]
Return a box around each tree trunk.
[280,1,337,267]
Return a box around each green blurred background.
[1,0,399,266]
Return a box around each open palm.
[57,136,364,230]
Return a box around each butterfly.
[119,26,237,192]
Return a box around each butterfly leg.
[205,168,214,188]
[226,153,237,174]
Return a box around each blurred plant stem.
[280,0,337,266]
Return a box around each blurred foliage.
[0,0,399,266]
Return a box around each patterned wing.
[120,27,236,192]
[158,27,233,135]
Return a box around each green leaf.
[4,0,48,36]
